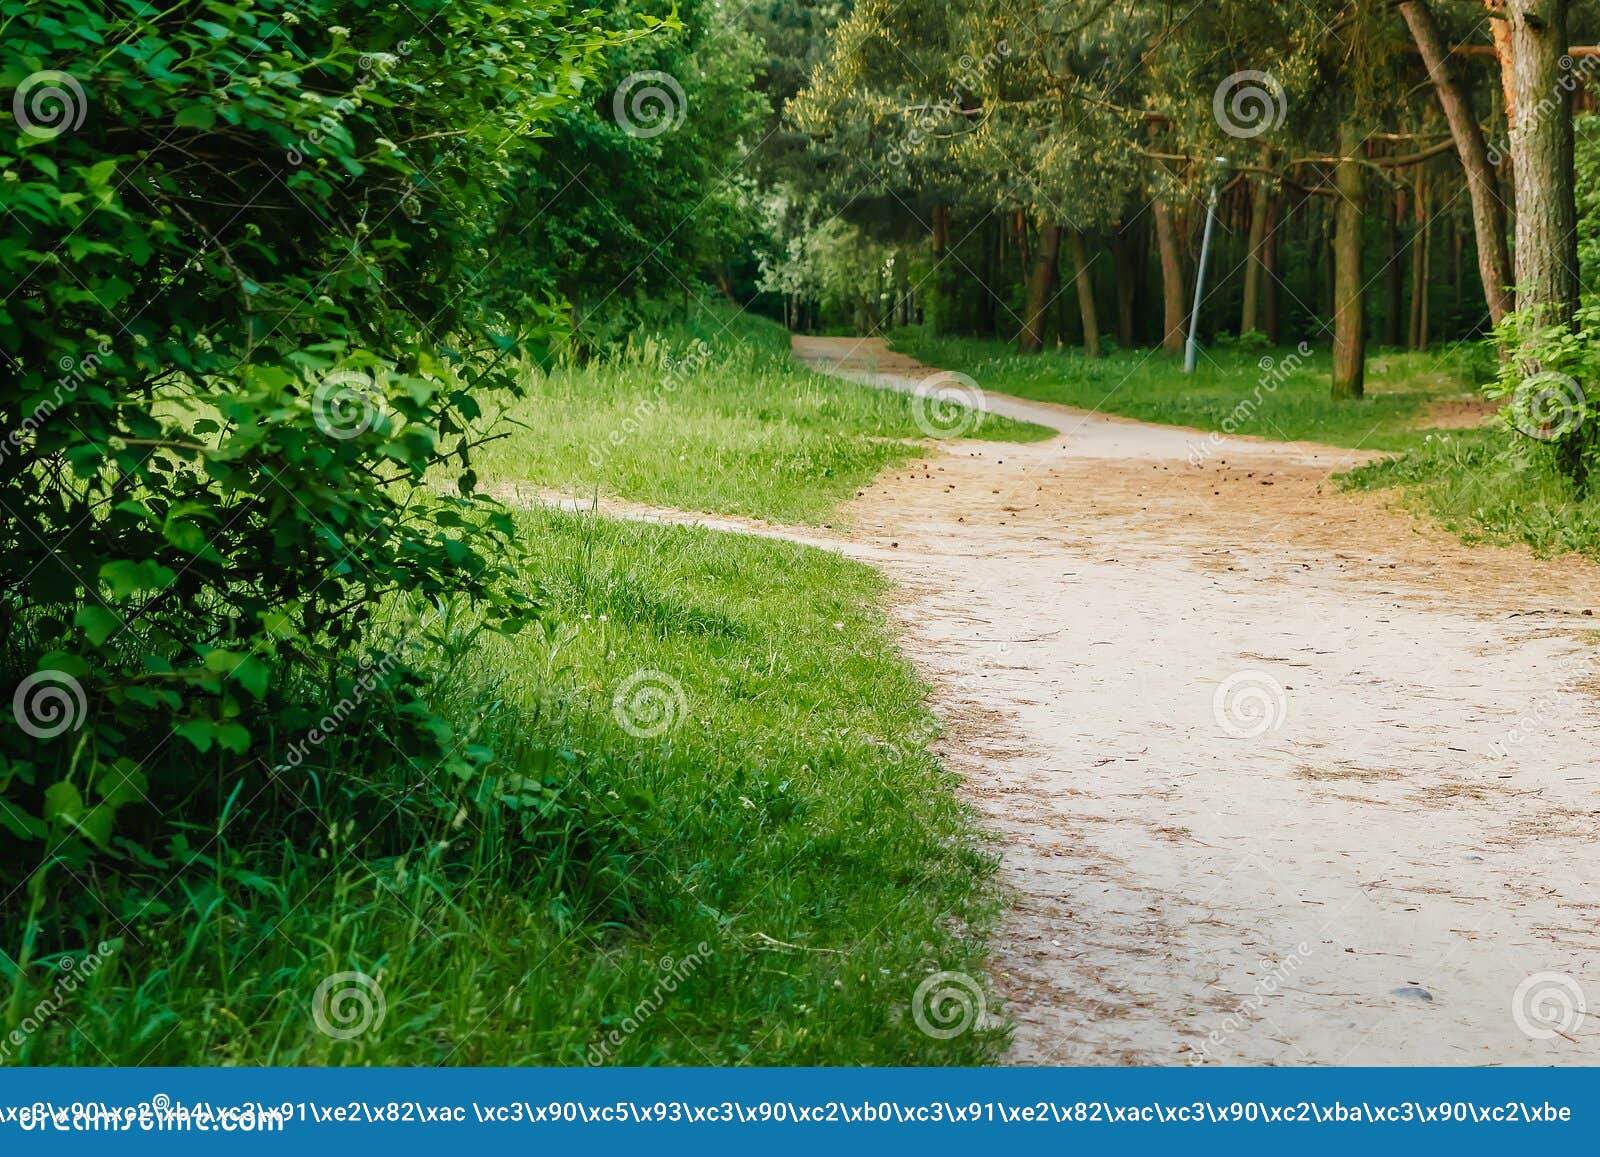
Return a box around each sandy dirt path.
[508,337,1600,1064]
[786,336,1600,1065]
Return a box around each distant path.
[788,335,1600,1064]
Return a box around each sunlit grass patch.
[10,508,1006,1066]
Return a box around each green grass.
[891,327,1600,562]
[469,306,1051,525]
[10,508,1005,1065]
[1344,430,1600,560]
[890,328,1492,453]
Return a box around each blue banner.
[0,1067,1592,1155]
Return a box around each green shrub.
[0,0,625,905]
[1489,303,1600,488]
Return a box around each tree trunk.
[1385,185,1405,346]
[1410,166,1432,348]
[1332,120,1367,398]
[1153,199,1186,353]
[1486,0,1518,129]
[894,251,911,327]
[977,216,999,337]
[1019,222,1063,354]
[1240,176,1271,336]
[1399,0,1516,326]
[1111,224,1136,347]
[929,204,954,335]
[1066,228,1102,357]
[1508,0,1580,328]
[1263,192,1282,342]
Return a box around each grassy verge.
[12,506,1004,1065]
[892,328,1600,561]
[470,306,1051,525]
[1342,433,1600,559]
[889,328,1489,452]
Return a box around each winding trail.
[516,336,1600,1064]
[798,337,1600,1065]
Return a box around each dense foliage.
[0,0,818,954]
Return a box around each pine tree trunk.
[1399,0,1516,325]
[895,252,911,327]
[1241,177,1271,336]
[1332,120,1367,399]
[929,204,953,335]
[1410,167,1431,348]
[1263,193,1282,342]
[1111,224,1136,347]
[1385,185,1404,346]
[1154,200,1186,353]
[1486,0,1519,130]
[977,216,999,337]
[1019,223,1063,354]
[1508,0,1580,328]
[1066,228,1101,357]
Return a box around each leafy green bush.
[1488,304,1600,488]
[0,0,626,895]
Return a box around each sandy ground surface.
[522,336,1600,1064]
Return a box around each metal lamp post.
[1184,156,1231,375]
